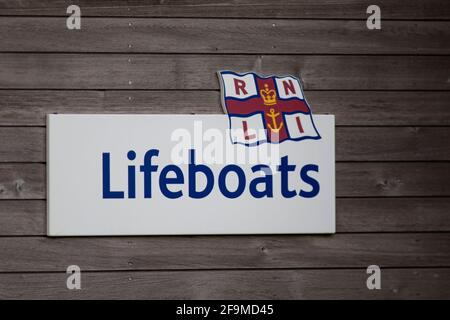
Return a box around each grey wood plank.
[337,198,450,232]
[0,164,45,199]
[1,54,449,90]
[1,90,449,126]
[2,18,449,54]
[0,200,45,235]
[0,127,44,162]
[1,163,449,199]
[0,233,448,272]
[336,162,450,197]
[0,268,448,299]
[336,127,450,161]
[0,0,448,19]
[1,198,449,236]
[2,127,450,162]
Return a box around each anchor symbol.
[267,108,283,133]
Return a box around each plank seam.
[0,89,449,92]
[0,15,449,21]
[1,52,450,56]
[0,266,449,275]
[0,231,450,237]
[0,266,449,274]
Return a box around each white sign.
[47,114,335,236]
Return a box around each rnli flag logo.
[217,71,321,145]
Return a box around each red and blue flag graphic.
[217,71,320,146]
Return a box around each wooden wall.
[0,0,449,299]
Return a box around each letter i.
[127,150,136,198]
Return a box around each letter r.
[234,78,248,95]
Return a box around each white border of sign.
[47,114,335,236]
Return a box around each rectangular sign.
[47,114,335,236]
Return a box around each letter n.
[283,79,296,95]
